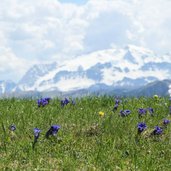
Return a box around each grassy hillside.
[0,96,171,170]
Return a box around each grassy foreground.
[0,96,171,170]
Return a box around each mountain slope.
[129,79,171,97]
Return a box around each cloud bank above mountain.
[0,0,171,81]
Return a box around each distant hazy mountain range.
[1,45,171,98]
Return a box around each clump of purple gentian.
[152,126,163,135]
[9,124,16,131]
[61,98,70,107]
[113,98,121,111]
[46,125,60,138]
[44,97,51,103]
[33,128,41,143]
[138,108,147,117]
[147,107,154,115]
[37,97,51,107]
[137,122,147,134]
[33,128,41,149]
[113,103,119,111]
[163,119,170,125]
[115,99,121,105]
[120,109,131,117]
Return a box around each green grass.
[0,96,171,170]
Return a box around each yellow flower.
[99,111,105,117]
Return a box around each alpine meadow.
[0,96,171,170]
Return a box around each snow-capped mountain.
[14,44,170,96]
[0,80,16,95]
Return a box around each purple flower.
[115,99,120,105]
[61,98,70,107]
[9,124,16,131]
[34,128,41,141]
[163,119,170,125]
[138,108,147,116]
[46,125,60,138]
[37,99,42,107]
[147,107,154,114]
[113,103,119,111]
[124,109,131,115]
[61,100,65,107]
[113,98,121,111]
[33,128,41,149]
[153,126,163,135]
[44,97,51,102]
[37,97,51,107]
[120,109,131,117]
[42,99,48,107]
[64,98,70,105]
[137,122,147,133]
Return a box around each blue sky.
[0,0,171,82]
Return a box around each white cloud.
[0,0,171,81]
[126,0,171,53]
[0,47,34,81]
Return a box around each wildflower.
[113,98,121,111]
[99,111,105,117]
[32,128,41,149]
[9,124,16,131]
[64,98,69,105]
[113,103,119,111]
[42,99,48,107]
[163,119,170,125]
[61,98,70,107]
[33,128,41,142]
[61,100,65,107]
[37,97,51,107]
[46,125,60,138]
[120,109,131,117]
[44,97,51,103]
[138,108,147,116]
[115,99,120,105]
[152,126,163,135]
[147,107,154,115]
[37,99,42,107]
[137,122,147,133]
